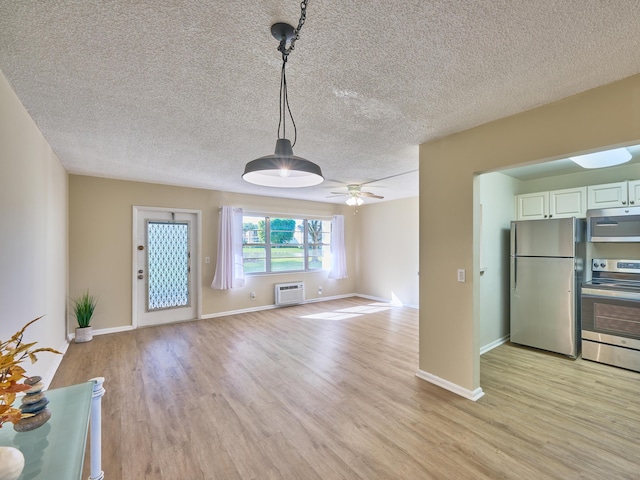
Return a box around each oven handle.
[582,287,640,301]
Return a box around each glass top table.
[0,381,93,480]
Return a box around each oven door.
[581,287,640,350]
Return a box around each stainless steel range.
[581,258,640,372]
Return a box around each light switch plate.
[457,269,466,282]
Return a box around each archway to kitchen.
[476,144,640,364]
[418,74,640,398]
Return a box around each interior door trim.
[132,206,202,328]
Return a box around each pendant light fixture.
[242,0,324,188]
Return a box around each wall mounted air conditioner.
[275,282,305,306]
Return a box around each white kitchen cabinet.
[628,180,640,206]
[515,191,548,220]
[515,187,586,220]
[587,181,640,209]
[549,187,587,218]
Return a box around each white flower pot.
[0,446,25,480]
[75,326,93,343]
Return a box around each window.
[242,215,331,274]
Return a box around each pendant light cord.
[277,57,298,147]
[275,0,308,148]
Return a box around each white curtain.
[212,206,245,289]
[328,214,348,280]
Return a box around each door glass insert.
[147,221,190,310]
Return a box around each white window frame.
[242,214,331,275]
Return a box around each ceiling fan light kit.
[346,196,364,206]
[242,1,324,188]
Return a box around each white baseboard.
[65,294,415,339]
[64,295,416,335]
[201,304,279,319]
[415,369,485,401]
[67,324,135,342]
[356,293,392,303]
[480,334,510,355]
[355,293,418,309]
[201,293,358,320]
[304,293,356,304]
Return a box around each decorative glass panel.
[147,221,190,310]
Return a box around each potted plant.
[1,316,61,479]
[72,291,97,343]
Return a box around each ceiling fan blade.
[330,192,349,195]
[359,191,384,199]
[326,194,347,198]
[360,169,419,186]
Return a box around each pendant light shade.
[243,139,323,187]
[242,2,323,188]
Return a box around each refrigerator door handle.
[511,258,517,290]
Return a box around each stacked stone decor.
[13,376,51,432]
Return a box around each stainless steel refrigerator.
[510,217,585,358]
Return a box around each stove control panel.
[592,259,640,273]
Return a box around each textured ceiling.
[2,1,640,204]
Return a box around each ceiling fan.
[328,184,384,206]
[327,170,418,206]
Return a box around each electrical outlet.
[457,269,466,282]
[250,292,256,300]
[205,256,210,264]
[318,286,323,295]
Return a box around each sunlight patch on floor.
[299,301,402,321]
[300,312,363,321]
[336,305,392,314]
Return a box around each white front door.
[133,207,201,327]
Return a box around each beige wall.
[0,71,68,384]
[420,74,640,393]
[355,197,419,307]
[69,175,357,331]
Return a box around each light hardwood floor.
[51,297,640,479]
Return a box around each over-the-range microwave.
[587,206,640,242]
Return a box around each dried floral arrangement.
[0,316,62,427]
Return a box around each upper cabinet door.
[628,180,640,207]
[515,191,549,220]
[549,187,587,218]
[587,181,628,209]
